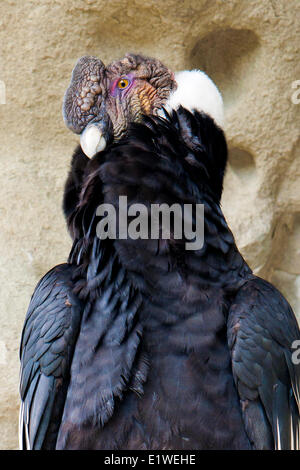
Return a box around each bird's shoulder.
[19,263,83,449]
[227,275,300,449]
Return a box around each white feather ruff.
[162,70,224,129]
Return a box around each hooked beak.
[80,123,107,158]
[80,108,112,158]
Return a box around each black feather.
[20,108,300,450]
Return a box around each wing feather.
[19,263,83,449]
[228,276,300,449]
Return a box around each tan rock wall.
[0,0,299,449]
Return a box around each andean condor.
[19,53,300,450]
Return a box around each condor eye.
[117,77,130,89]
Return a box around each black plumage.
[19,108,300,450]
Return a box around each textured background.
[0,0,299,449]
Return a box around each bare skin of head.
[63,53,176,155]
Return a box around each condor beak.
[80,123,107,158]
[80,108,112,158]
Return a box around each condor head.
[62,53,177,158]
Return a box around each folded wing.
[228,277,300,449]
[19,264,83,449]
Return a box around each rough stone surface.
[0,0,299,450]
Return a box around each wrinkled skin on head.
[63,53,176,157]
